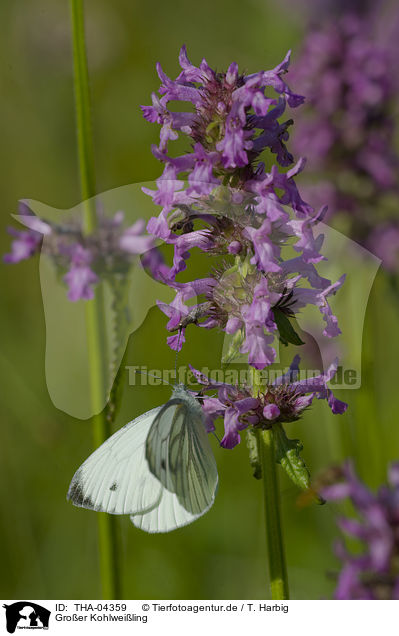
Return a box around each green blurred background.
[1,0,399,601]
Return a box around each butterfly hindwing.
[67,407,163,515]
[130,488,201,533]
[144,399,184,493]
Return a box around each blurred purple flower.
[290,9,399,271]
[4,227,42,263]
[322,461,399,599]
[63,244,98,302]
[4,200,51,263]
[367,225,399,273]
[4,204,157,301]
[119,219,154,254]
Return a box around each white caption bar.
[1,599,395,635]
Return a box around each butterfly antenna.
[134,369,172,387]
[174,328,183,382]
[212,431,222,445]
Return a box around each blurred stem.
[353,276,383,488]
[70,0,120,599]
[251,370,289,600]
[70,0,95,211]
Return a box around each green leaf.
[273,308,305,346]
[273,423,310,491]
[246,428,262,480]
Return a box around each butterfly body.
[67,385,218,533]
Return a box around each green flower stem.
[258,428,289,599]
[251,369,289,600]
[355,276,384,487]
[70,0,95,210]
[70,0,120,599]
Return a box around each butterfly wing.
[145,398,218,516]
[68,391,218,533]
[67,407,163,515]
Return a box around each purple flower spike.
[190,356,346,449]
[143,47,345,376]
[142,46,304,176]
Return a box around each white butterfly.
[67,385,218,533]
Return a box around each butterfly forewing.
[173,415,218,514]
[145,398,218,515]
[67,407,163,515]
[145,400,184,493]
